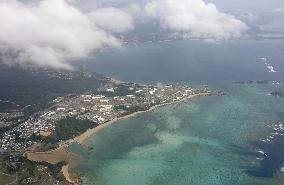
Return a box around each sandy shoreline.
[62,165,76,184]
[29,93,210,184]
[65,93,210,184]
[73,93,208,144]
[27,149,80,184]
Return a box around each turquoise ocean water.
[70,40,284,185]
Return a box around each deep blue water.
[83,40,284,83]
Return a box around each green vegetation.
[0,65,107,114]
[48,117,98,142]
[36,161,68,181]
[27,117,99,152]
[103,83,135,97]
[0,155,15,184]
[0,154,70,184]
[0,173,14,184]
[114,105,147,114]
[30,117,98,145]
[16,159,70,184]
[102,83,146,97]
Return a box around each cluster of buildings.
[0,82,211,152]
[0,111,24,128]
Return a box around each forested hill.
[0,65,109,112]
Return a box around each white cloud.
[88,7,134,33]
[145,0,248,39]
[0,0,121,69]
[0,0,250,69]
[124,4,144,18]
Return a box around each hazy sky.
[205,0,284,12]
[0,0,283,69]
[80,0,284,12]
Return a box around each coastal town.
[0,66,223,185]
[0,80,214,153]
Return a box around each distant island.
[270,91,284,98]
[234,80,282,86]
[235,80,269,84]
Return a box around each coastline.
[73,93,210,144]
[62,165,76,184]
[64,93,211,184]
[29,92,211,184]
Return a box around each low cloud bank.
[0,0,132,69]
[0,0,247,69]
[145,0,248,39]
[87,7,134,33]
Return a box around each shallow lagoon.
[69,82,284,185]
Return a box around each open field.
[27,149,79,165]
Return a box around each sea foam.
[258,57,277,73]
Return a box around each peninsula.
[0,70,218,184]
